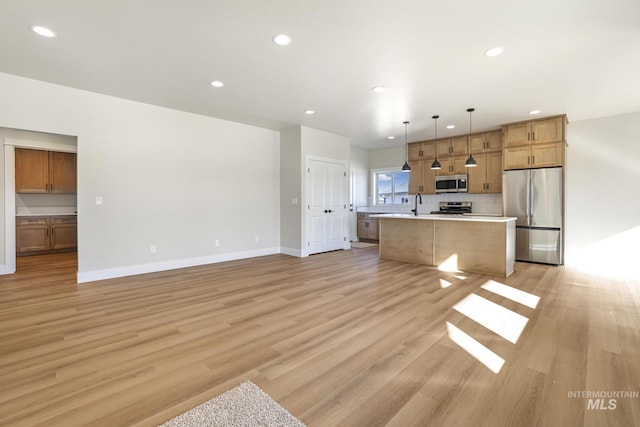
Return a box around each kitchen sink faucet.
[411,193,422,216]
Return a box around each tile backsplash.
[359,193,503,215]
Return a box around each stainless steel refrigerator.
[502,167,563,265]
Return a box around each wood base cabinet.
[357,213,379,241]
[17,215,77,256]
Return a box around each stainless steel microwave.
[435,174,468,193]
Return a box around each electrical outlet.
[255,235,260,242]
[150,245,157,254]
[215,239,220,247]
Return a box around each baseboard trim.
[279,247,303,257]
[77,247,281,283]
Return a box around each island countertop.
[372,213,517,223]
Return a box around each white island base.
[375,214,517,277]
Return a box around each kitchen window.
[373,170,409,205]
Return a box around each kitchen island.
[373,214,517,277]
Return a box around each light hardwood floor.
[0,249,638,426]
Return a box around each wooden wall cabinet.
[437,136,469,157]
[469,151,503,193]
[502,116,566,170]
[408,160,436,195]
[408,141,435,161]
[16,148,77,193]
[470,130,503,154]
[436,155,468,176]
[357,213,379,241]
[468,130,503,193]
[17,215,77,255]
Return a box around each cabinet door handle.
[527,156,530,164]
[532,156,535,164]
[532,132,535,141]
[419,150,423,157]
[528,132,531,141]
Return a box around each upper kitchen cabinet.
[408,141,435,161]
[470,130,502,153]
[408,159,436,195]
[502,115,566,170]
[468,150,502,194]
[437,136,468,158]
[16,148,77,193]
[436,155,467,176]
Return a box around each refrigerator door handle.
[526,172,532,227]
[528,178,533,227]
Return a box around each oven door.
[435,177,458,193]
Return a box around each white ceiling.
[1,0,639,150]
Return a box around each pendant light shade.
[401,121,411,172]
[465,108,477,168]
[431,115,442,170]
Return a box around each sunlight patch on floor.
[481,280,540,309]
[440,279,453,288]
[453,293,529,344]
[446,321,505,374]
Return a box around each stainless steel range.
[431,201,472,215]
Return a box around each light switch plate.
[96,196,103,205]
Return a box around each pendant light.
[431,115,442,170]
[401,121,411,172]
[465,108,477,168]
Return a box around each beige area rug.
[160,381,305,427]
[351,241,378,249]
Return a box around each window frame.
[372,168,410,206]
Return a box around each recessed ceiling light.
[210,80,224,88]
[372,86,386,93]
[529,109,541,115]
[387,136,395,140]
[446,125,456,129]
[484,47,504,57]
[273,34,292,46]
[31,25,56,38]
[304,109,315,115]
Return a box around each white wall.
[349,147,369,209]
[0,72,280,282]
[565,111,640,278]
[279,127,302,255]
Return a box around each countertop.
[16,212,77,217]
[372,213,516,223]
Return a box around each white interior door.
[326,162,346,251]
[307,158,347,255]
[308,161,328,254]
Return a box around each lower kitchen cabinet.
[16,215,77,256]
[357,213,379,241]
